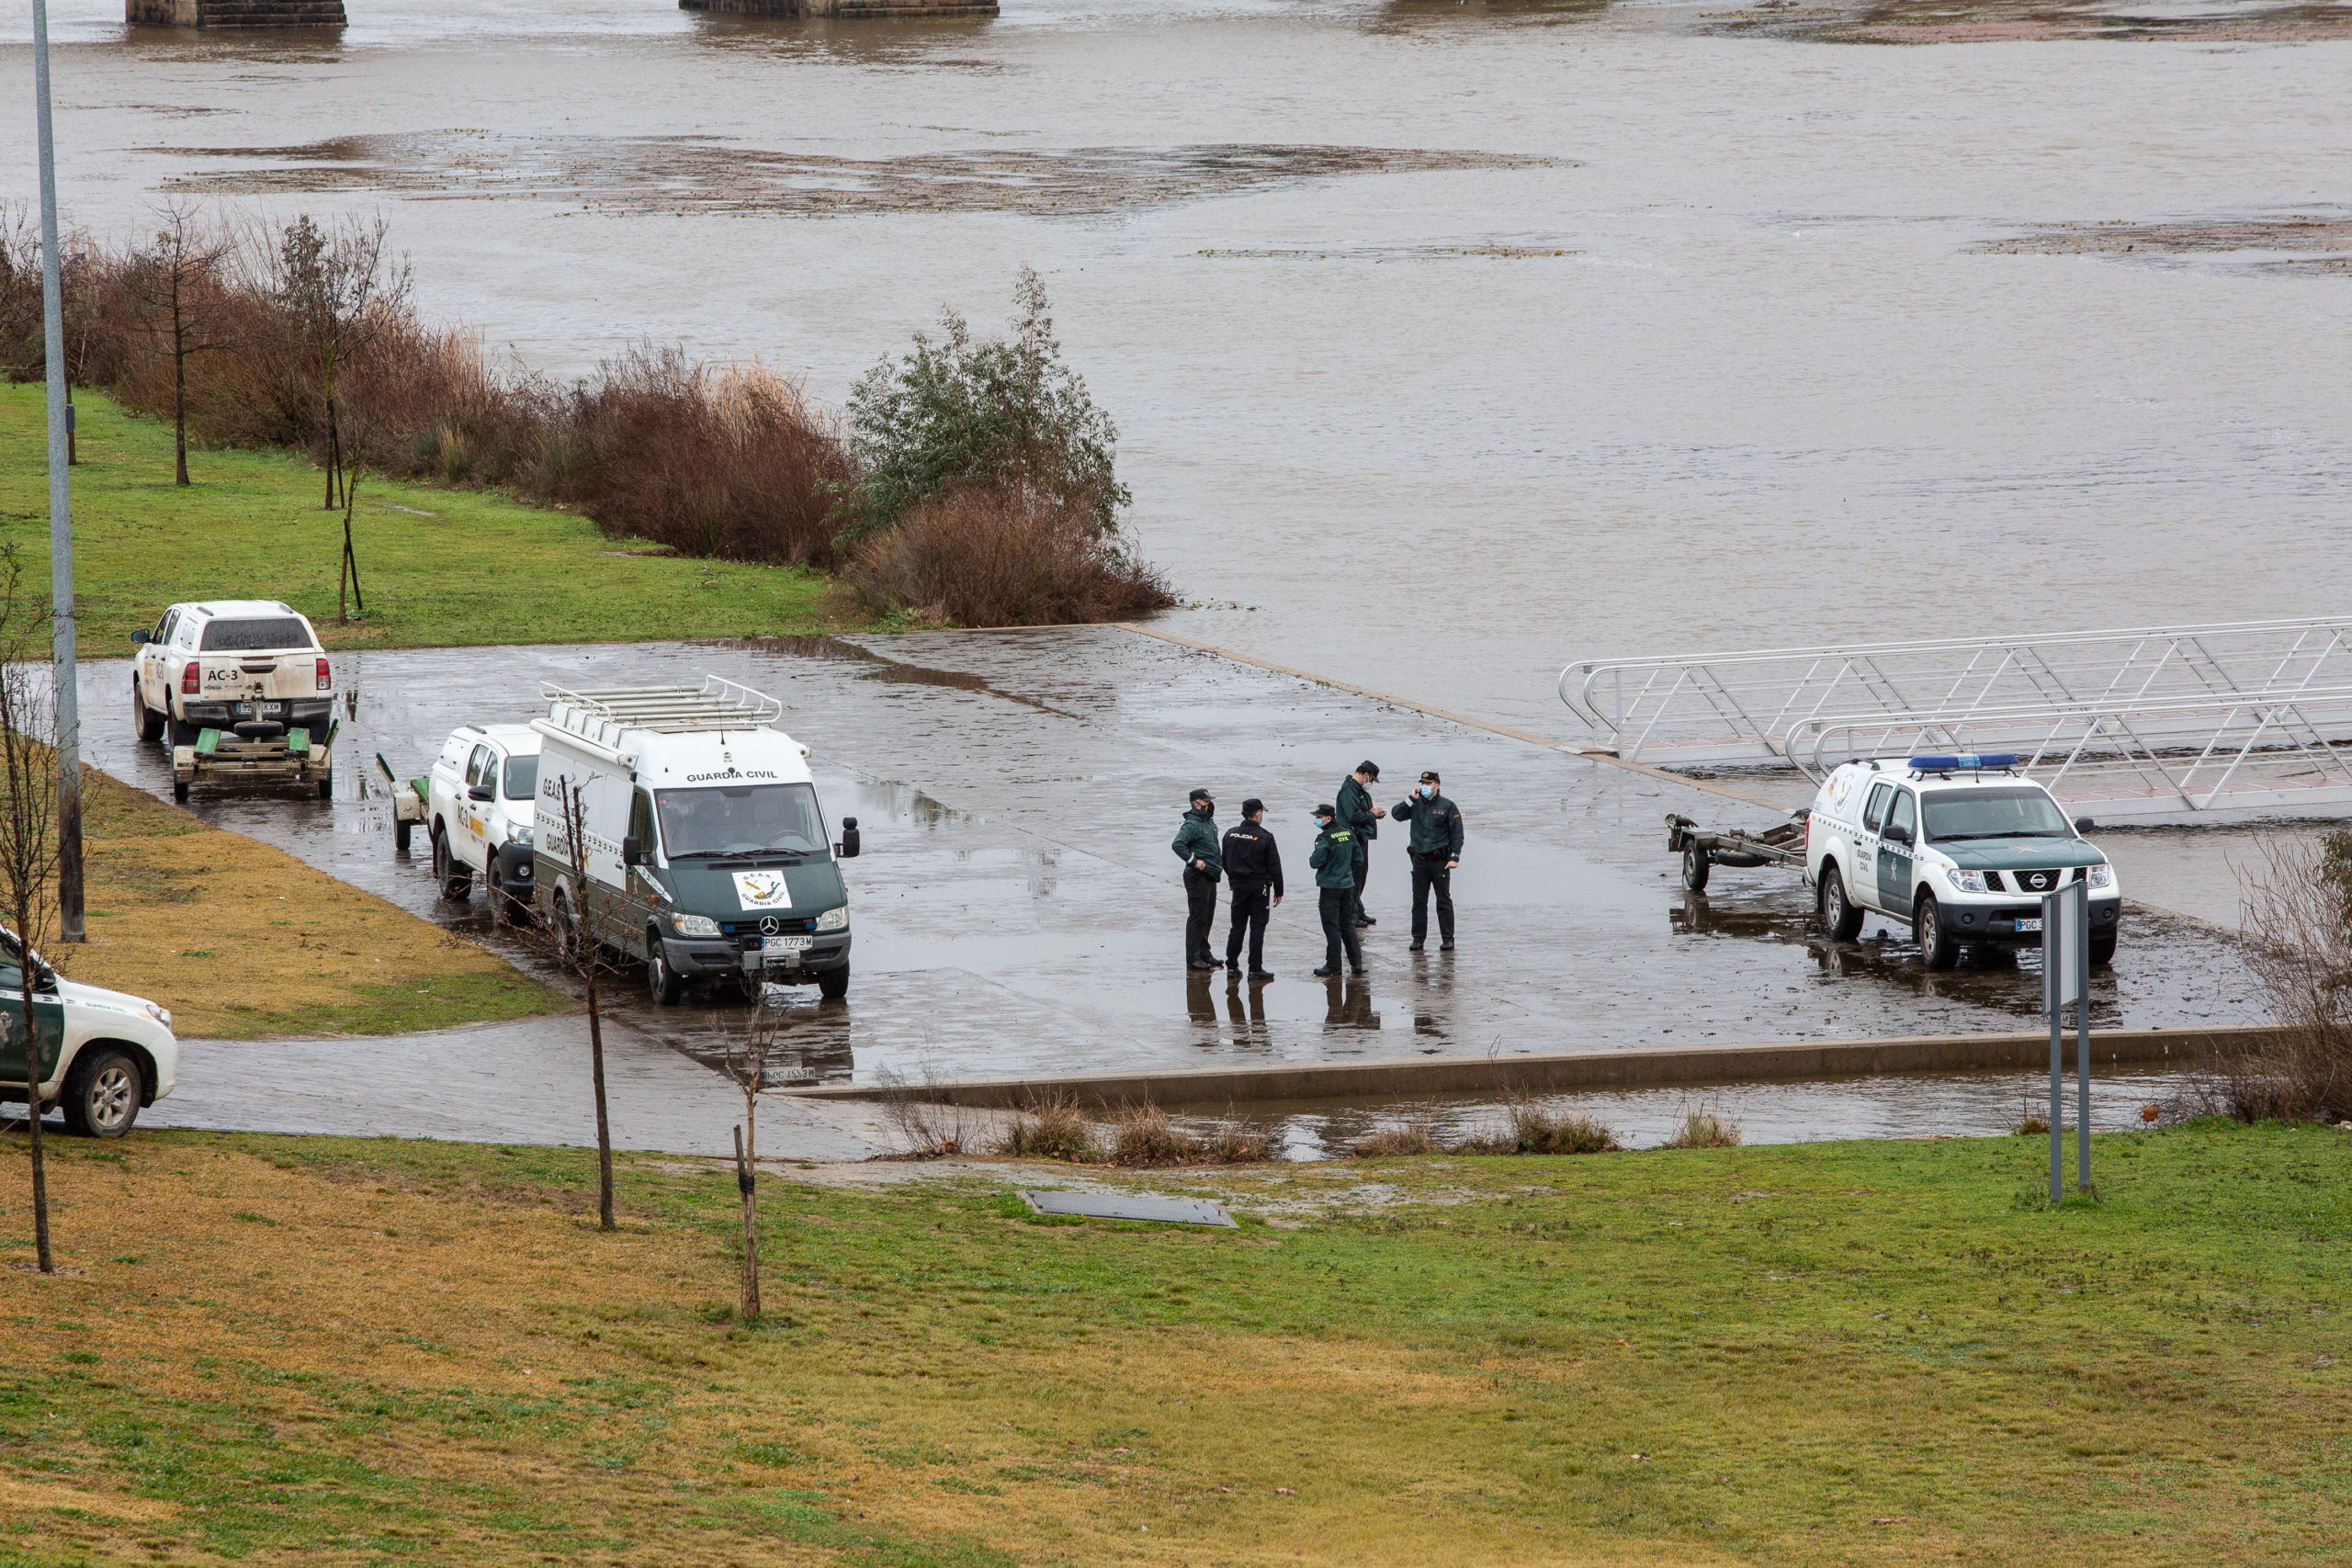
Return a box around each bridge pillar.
[129,0,347,24]
[680,0,998,15]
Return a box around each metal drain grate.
[1018,1190,1236,1227]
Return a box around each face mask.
[1419,784,1435,798]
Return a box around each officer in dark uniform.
[1335,761,1385,929]
[1219,798,1283,980]
[1391,769,1464,951]
[1170,788,1222,969]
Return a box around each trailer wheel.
[1681,841,1711,892]
[1917,893,1960,970]
[394,818,413,853]
[172,780,189,805]
[1818,863,1863,942]
[317,776,333,801]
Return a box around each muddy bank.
[1709,0,2352,44]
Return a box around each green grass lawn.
[6,1121,2349,1565]
[0,385,858,650]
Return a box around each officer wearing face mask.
[1170,788,1223,969]
[1390,769,1464,952]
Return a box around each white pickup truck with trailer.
[130,600,335,803]
[530,679,861,1003]
[1802,753,2120,969]
[404,725,543,923]
[0,929,178,1138]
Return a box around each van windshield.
[656,784,828,859]
[199,617,314,652]
[1922,787,2073,842]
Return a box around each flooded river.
[13,0,2352,735]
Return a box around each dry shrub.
[846,480,1174,627]
[1502,1104,1619,1156]
[1660,1107,1742,1150]
[1105,1105,1272,1168]
[2211,833,2352,1122]
[1352,1112,1446,1158]
[996,1099,1103,1163]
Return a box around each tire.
[61,1048,141,1139]
[172,780,189,804]
[646,931,684,1006]
[317,776,333,801]
[818,963,850,1001]
[1681,840,1711,893]
[132,682,164,743]
[1818,863,1864,941]
[167,701,201,747]
[394,818,413,854]
[2090,929,2118,967]
[431,828,472,902]
[552,889,582,963]
[1917,892,1960,970]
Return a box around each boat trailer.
[1664,811,1805,893]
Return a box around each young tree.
[716,1002,780,1324]
[126,202,232,487]
[0,549,61,1274]
[334,410,368,622]
[269,213,412,512]
[531,774,617,1231]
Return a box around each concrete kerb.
[786,1023,2271,1112]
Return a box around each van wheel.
[1917,893,1961,970]
[132,682,164,743]
[551,890,581,961]
[818,964,849,1001]
[1817,864,1864,941]
[431,828,472,901]
[1681,841,1711,892]
[62,1049,141,1138]
[646,931,684,1006]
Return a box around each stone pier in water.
[128,0,346,23]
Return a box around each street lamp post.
[30,0,85,943]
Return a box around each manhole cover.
[1019,1190,1236,1227]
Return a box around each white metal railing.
[1786,685,2352,821]
[541,676,784,737]
[1559,617,2352,767]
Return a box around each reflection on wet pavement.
[79,627,2260,1134]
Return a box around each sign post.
[2041,880,2090,1201]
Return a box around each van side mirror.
[130,628,149,646]
[468,784,493,802]
[836,817,860,859]
[2074,817,2095,833]
[621,835,642,868]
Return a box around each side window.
[174,615,200,649]
[465,744,492,789]
[1886,789,1917,841]
[629,789,658,853]
[1862,783,1893,830]
[154,609,179,646]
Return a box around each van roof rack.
[540,677,784,736]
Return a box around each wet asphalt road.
[81,627,2256,1135]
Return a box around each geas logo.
[733,871,793,910]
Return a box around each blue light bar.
[1909,752,2019,773]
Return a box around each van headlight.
[1943,867,1987,895]
[816,906,849,931]
[2086,863,2114,889]
[667,912,720,938]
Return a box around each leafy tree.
[838,267,1129,542]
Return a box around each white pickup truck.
[424,725,541,923]
[0,930,178,1138]
[1805,754,2120,969]
[130,601,335,802]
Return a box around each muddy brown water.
[14,0,2352,738]
[76,629,2260,1152]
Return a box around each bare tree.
[334,409,368,622]
[0,549,61,1274]
[126,202,232,487]
[528,774,618,1231]
[2218,833,2352,1122]
[716,999,786,1324]
[267,213,412,512]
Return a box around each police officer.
[1219,798,1283,980]
[1170,788,1222,969]
[1306,804,1363,976]
[1335,761,1385,929]
[1391,769,1464,951]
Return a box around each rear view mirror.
[468,784,493,802]
[1885,825,1912,845]
[130,628,149,646]
[836,817,860,859]
[2074,817,2095,833]
[621,835,642,868]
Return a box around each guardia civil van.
[530,678,859,1003]
[1804,754,2120,969]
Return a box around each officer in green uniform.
[1335,761,1384,929]
[1306,804,1363,976]
[1390,769,1464,951]
[1170,788,1222,969]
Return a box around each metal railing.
[541,676,784,736]
[1559,616,2352,767]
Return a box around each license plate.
[762,935,811,954]
[238,701,284,716]
[2015,918,2042,933]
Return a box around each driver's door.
[0,961,67,1093]
[1876,787,1917,916]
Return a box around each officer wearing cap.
[1170,787,1222,969]
[1391,769,1464,951]
[1335,761,1385,930]
[1219,798,1283,980]
[1306,803,1363,976]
